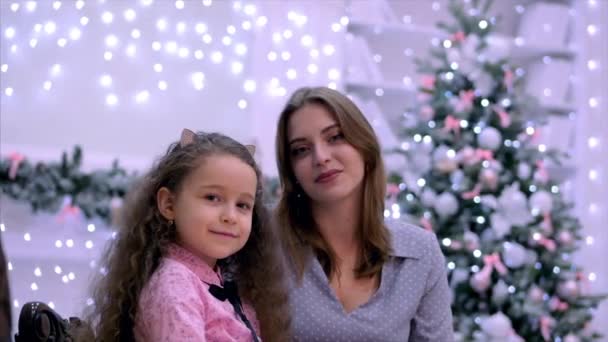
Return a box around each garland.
[0,147,281,226]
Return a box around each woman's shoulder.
[384,219,439,259]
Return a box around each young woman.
[275,87,454,341]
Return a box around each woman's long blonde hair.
[275,86,391,280]
[89,132,290,341]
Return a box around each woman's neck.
[311,191,362,261]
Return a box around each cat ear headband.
[179,128,255,156]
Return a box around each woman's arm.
[410,232,454,342]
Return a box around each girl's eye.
[204,194,220,202]
[238,202,253,210]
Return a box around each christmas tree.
[388,1,605,340]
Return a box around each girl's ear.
[157,187,176,220]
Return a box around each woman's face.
[287,103,366,206]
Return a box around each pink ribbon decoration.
[483,252,508,275]
[455,90,475,113]
[420,105,435,121]
[536,160,549,182]
[475,149,494,161]
[504,69,514,92]
[420,75,436,90]
[386,183,400,196]
[450,240,463,250]
[493,105,512,128]
[549,297,569,312]
[8,152,25,180]
[530,127,541,144]
[541,213,553,234]
[420,217,433,232]
[462,183,481,200]
[57,205,80,223]
[576,272,591,294]
[386,183,400,202]
[451,31,466,43]
[461,90,475,102]
[537,236,556,252]
[539,316,554,341]
[443,115,461,136]
[472,253,508,290]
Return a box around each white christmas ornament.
[469,69,495,97]
[557,279,580,300]
[434,192,459,218]
[421,188,438,207]
[464,231,480,251]
[481,195,498,209]
[492,280,509,305]
[433,145,459,173]
[526,250,538,265]
[450,170,466,190]
[470,272,491,292]
[563,334,581,342]
[458,146,478,166]
[558,231,574,245]
[450,268,469,287]
[517,163,532,179]
[447,35,479,75]
[480,312,513,339]
[485,34,512,63]
[502,242,527,268]
[490,213,511,239]
[529,190,553,214]
[528,286,545,303]
[409,149,432,175]
[497,183,533,226]
[478,127,502,150]
[480,168,498,189]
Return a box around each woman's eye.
[291,146,309,157]
[329,133,344,142]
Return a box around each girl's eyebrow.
[197,184,255,202]
[288,123,339,146]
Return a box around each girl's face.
[158,154,257,267]
[287,103,366,206]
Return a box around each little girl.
[89,129,291,341]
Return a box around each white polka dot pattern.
[287,221,454,341]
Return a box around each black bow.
[207,281,260,342]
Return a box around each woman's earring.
[168,219,174,226]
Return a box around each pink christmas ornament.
[452,31,466,43]
[528,286,545,303]
[420,75,436,90]
[557,231,574,245]
[480,168,499,190]
[470,271,491,292]
[420,105,435,121]
[443,115,461,136]
[8,152,25,180]
[493,105,512,127]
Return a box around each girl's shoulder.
[142,257,203,300]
